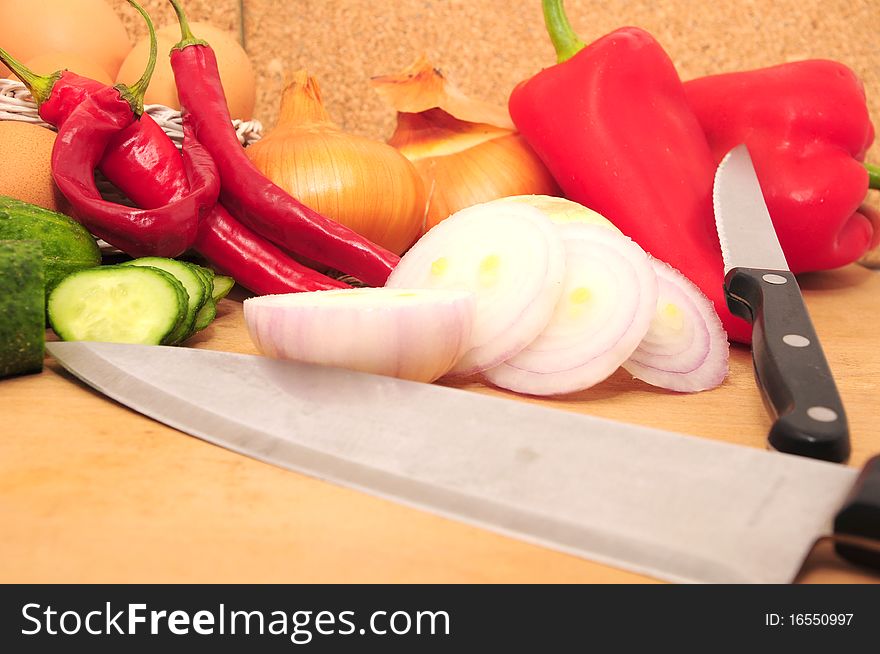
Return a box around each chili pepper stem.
[542,0,586,64]
[0,46,61,106]
[114,0,158,117]
[168,0,210,49]
[867,162,880,191]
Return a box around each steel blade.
[713,144,790,274]
[47,341,857,584]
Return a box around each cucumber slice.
[48,266,188,345]
[0,240,45,378]
[190,263,215,290]
[193,298,217,332]
[121,257,208,345]
[211,275,235,301]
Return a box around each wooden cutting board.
[2,265,879,584]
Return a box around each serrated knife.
[47,341,880,584]
[713,144,850,463]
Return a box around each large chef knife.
[47,341,879,584]
[713,145,850,463]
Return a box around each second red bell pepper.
[683,60,878,273]
[509,0,750,343]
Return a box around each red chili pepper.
[683,60,879,273]
[52,89,218,257]
[0,39,346,292]
[45,3,218,259]
[166,0,399,287]
[508,0,750,343]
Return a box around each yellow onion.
[245,71,426,255]
[371,55,560,234]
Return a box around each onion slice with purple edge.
[483,223,658,396]
[623,258,729,392]
[386,201,565,376]
[244,288,475,383]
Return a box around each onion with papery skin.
[484,223,658,396]
[245,71,425,255]
[244,288,475,383]
[372,56,560,234]
[623,258,729,392]
[386,201,565,377]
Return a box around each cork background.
[108,0,879,165]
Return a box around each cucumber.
[120,257,209,344]
[48,266,188,345]
[0,196,101,298]
[193,298,217,332]
[211,275,235,301]
[189,263,215,291]
[0,240,45,378]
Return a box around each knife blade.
[46,341,880,584]
[713,144,850,463]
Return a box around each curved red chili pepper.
[51,86,220,258]
[166,0,399,287]
[0,53,346,293]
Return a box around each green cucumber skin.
[193,299,217,332]
[0,196,101,295]
[0,240,45,378]
[48,265,188,346]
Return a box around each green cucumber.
[189,263,215,290]
[0,196,101,298]
[121,257,209,344]
[193,298,217,332]
[48,266,188,345]
[0,240,45,378]
[211,275,235,301]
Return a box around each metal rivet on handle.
[807,406,838,423]
[762,274,787,285]
[783,334,811,348]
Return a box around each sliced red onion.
[483,224,658,395]
[244,288,475,383]
[386,201,565,376]
[623,258,729,392]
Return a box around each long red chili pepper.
[53,91,218,257]
[166,0,399,287]
[509,0,750,343]
[0,38,347,292]
[46,1,218,259]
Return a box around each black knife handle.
[724,268,850,463]
[834,455,880,569]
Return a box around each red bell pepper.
[509,0,751,343]
[684,60,879,273]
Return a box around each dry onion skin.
[244,288,475,383]
[245,71,426,255]
[371,56,560,234]
[386,201,566,376]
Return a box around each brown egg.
[116,22,256,120]
[0,121,67,212]
[24,52,114,86]
[0,0,132,80]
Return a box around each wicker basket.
[0,77,263,147]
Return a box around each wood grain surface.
[2,265,879,584]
